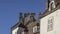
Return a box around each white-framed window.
[47,16,54,32]
[33,26,37,33]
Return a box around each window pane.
[33,26,37,33]
[47,17,54,32]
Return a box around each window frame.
[47,16,54,32]
[33,26,38,33]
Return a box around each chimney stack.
[30,13,36,22]
[45,0,50,10]
[38,12,42,19]
[19,12,23,23]
[24,13,30,18]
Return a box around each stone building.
[11,0,60,34]
[11,13,40,34]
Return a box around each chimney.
[24,13,30,18]
[19,12,23,23]
[31,13,35,17]
[45,0,50,10]
[30,13,36,22]
[38,12,42,19]
[24,13,31,25]
[24,13,27,18]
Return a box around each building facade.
[40,0,60,34]
[11,13,40,34]
[11,0,60,34]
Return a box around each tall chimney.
[24,13,30,18]
[30,13,36,22]
[19,12,23,23]
[24,13,31,25]
[24,13,27,18]
[45,0,50,10]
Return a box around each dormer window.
[49,0,56,11]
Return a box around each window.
[21,31,26,34]
[33,26,37,33]
[21,31,25,34]
[47,16,54,32]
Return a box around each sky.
[0,0,46,34]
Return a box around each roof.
[39,5,60,19]
[11,22,20,31]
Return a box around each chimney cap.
[19,12,22,15]
[31,13,35,16]
[24,13,30,17]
